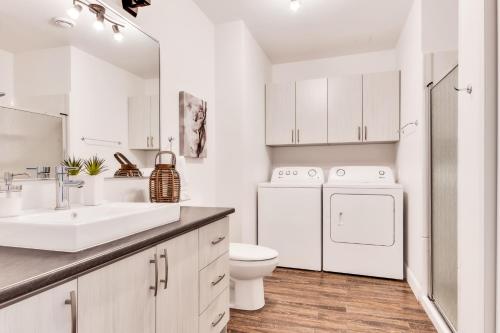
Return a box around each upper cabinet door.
[128,96,150,149]
[328,75,363,143]
[362,71,400,142]
[149,95,160,149]
[78,248,156,333]
[296,78,328,145]
[266,82,295,145]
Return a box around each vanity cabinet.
[266,71,400,146]
[156,231,199,333]
[265,79,328,145]
[0,217,231,333]
[128,95,160,150]
[0,281,77,333]
[78,248,156,333]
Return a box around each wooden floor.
[228,268,437,333]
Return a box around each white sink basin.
[0,202,180,252]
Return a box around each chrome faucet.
[55,166,84,210]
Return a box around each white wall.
[422,0,459,53]
[215,21,272,243]
[272,49,398,82]
[271,50,400,174]
[395,0,428,299]
[105,0,217,206]
[0,49,14,107]
[457,0,497,331]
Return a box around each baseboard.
[405,265,453,333]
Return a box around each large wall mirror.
[0,0,160,179]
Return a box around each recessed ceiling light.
[290,0,301,12]
[52,17,76,29]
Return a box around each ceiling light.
[93,12,105,31]
[67,2,83,20]
[112,24,124,42]
[290,0,301,12]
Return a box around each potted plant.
[62,156,83,176]
[82,155,107,206]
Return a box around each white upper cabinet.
[362,71,400,142]
[128,95,160,150]
[327,75,363,143]
[265,82,295,145]
[295,78,328,145]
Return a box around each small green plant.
[83,155,108,176]
[62,156,83,176]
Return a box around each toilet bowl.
[229,243,279,311]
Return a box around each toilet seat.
[230,243,278,262]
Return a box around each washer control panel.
[327,166,395,184]
[272,167,324,183]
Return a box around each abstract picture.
[179,91,207,158]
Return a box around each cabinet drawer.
[199,218,229,269]
[199,252,229,313]
[199,288,229,333]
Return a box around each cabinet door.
[78,248,156,333]
[362,71,400,142]
[149,95,160,149]
[156,230,199,333]
[296,78,327,144]
[0,281,77,333]
[128,96,150,149]
[265,82,295,145]
[327,75,363,143]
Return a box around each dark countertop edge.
[0,207,235,309]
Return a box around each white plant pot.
[83,175,104,206]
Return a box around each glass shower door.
[430,66,458,331]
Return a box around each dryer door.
[330,194,395,246]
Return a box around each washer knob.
[293,171,298,175]
[286,171,290,175]
[336,169,345,176]
[279,171,283,176]
[308,169,317,177]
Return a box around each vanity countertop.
[0,206,234,309]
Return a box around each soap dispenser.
[0,172,26,218]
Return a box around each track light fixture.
[68,1,125,41]
[290,0,301,12]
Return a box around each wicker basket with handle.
[114,152,143,178]
[149,151,181,203]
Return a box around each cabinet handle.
[211,236,226,245]
[64,291,77,333]
[211,274,226,286]
[160,249,168,290]
[364,126,367,141]
[358,127,361,141]
[297,129,300,144]
[211,311,226,327]
[150,254,158,296]
[291,129,294,143]
[146,137,150,148]
[150,136,154,147]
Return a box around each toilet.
[229,243,279,311]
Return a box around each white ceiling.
[193,0,413,64]
[0,0,159,78]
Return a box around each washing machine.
[323,166,403,279]
[258,167,324,271]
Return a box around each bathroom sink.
[0,202,180,252]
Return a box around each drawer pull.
[211,311,226,327]
[64,290,77,333]
[211,274,226,286]
[211,236,226,245]
[150,254,158,296]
